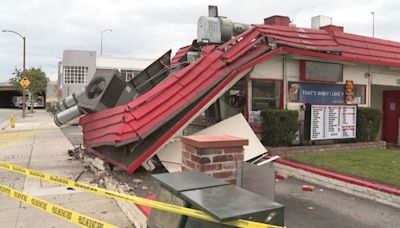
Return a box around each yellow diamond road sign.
[19,77,30,89]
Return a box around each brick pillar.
[181,135,248,184]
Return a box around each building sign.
[345,80,354,104]
[289,82,345,104]
[307,104,357,141]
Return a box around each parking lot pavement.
[275,177,400,228]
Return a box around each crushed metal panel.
[129,50,172,94]
[237,161,275,201]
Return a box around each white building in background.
[57,50,153,98]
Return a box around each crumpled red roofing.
[80,23,400,173]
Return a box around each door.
[382,91,400,143]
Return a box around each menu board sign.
[310,104,356,140]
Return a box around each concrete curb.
[274,159,400,208]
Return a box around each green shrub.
[261,109,299,147]
[356,107,382,142]
[46,103,57,116]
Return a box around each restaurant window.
[219,80,245,120]
[352,84,366,104]
[251,79,281,111]
[300,60,343,82]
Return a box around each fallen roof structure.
[78,13,400,174]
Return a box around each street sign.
[19,77,30,89]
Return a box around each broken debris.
[302,185,315,192]
[132,179,143,185]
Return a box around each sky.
[0,0,399,82]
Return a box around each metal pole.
[22,36,27,117]
[100,32,103,55]
[371,11,375,37]
[23,37,25,70]
[100,29,112,55]
[2,29,26,118]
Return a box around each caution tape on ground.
[0,184,117,228]
[0,161,284,228]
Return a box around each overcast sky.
[0,0,399,82]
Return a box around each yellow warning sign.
[0,184,117,228]
[0,161,284,228]
[19,77,30,89]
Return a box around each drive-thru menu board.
[310,104,357,140]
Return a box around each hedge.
[261,109,299,147]
[356,107,382,142]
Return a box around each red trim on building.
[244,76,249,120]
[275,159,400,196]
[300,60,306,81]
[282,47,400,67]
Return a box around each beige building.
[57,50,153,99]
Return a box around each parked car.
[14,102,23,109]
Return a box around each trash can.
[148,171,284,228]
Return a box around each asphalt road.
[275,177,400,228]
[59,124,400,228]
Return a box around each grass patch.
[287,149,400,188]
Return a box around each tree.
[9,67,49,112]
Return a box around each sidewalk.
[0,110,132,227]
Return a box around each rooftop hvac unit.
[197,6,250,44]
[311,15,332,29]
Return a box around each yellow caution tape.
[0,184,117,228]
[0,161,284,228]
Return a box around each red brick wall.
[181,135,248,184]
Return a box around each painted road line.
[0,131,36,148]
[0,131,35,139]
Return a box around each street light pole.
[2,29,27,118]
[371,11,375,37]
[100,29,112,55]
